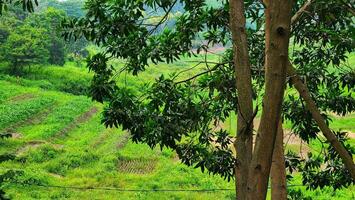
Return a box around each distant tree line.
[0,0,87,75]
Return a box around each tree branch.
[291,0,314,24]
[148,0,177,35]
[340,0,355,16]
[287,62,355,180]
[174,63,225,84]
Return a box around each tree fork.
[286,63,355,180]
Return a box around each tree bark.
[287,63,355,180]
[271,121,287,200]
[229,0,254,199]
[246,1,293,199]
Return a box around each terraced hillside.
[0,61,354,199]
[0,79,236,199]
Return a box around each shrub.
[26,144,63,163]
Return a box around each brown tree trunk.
[246,1,293,199]
[271,121,287,200]
[287,64,355,180]
[229,0,254,199]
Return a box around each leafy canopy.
[1,24,49,74]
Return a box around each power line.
[1,167,306,193]
[6,182,235,192]
[5,181,306,193]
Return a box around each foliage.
[284,131,355,191]
[0,0,38,15]
[0,25,49,74]
[0,60,354,198]
[301,132,355,190]
[0,63,92,95]
[0,96,55,129]
[0,2,89,73]
[0,80,238,199]
[25,7,66,65]
[287,188,312,200]
[38,0,86,18]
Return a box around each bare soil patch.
[16,140,46,155]
[9,93,36,103]
[48,173,64,179]
[346,132,355,139]
[116,133,130,149]
[117,157,157,174]
[11,132,23,139]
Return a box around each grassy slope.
[0,54,354,199]
[0,79,234,199]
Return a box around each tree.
[25,7,66,65]
[37,0,86,18]
[1,1,88,67]
[63,0,355,199]
[1,25,49,74]
[35,0,89,59]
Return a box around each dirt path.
[9,93,36,103]
[55,106,98,138]
[116,132,130,149]
[16,140,46,155]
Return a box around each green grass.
[330,113,355,133]
[0,63,92,95]
[0,95,55,130]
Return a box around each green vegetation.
[0,25,49,74]
[0,57,354,199]
[0,3,88,75]
[0,0,354,199]
[0,73,235,199]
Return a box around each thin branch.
[245,105,259,134]
[174,63,225,84]
[172,61,204,80]
[291,0,314,24]
[340,0,355,16]
[148,0,177,35]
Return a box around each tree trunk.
[271,121,287,200]
[229,0,254,199]
[246,1,293,199]
[287,63,355,180]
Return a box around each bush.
[26,144,63,163]
[45,150,99,175]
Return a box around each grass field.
[0,54,354,199]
